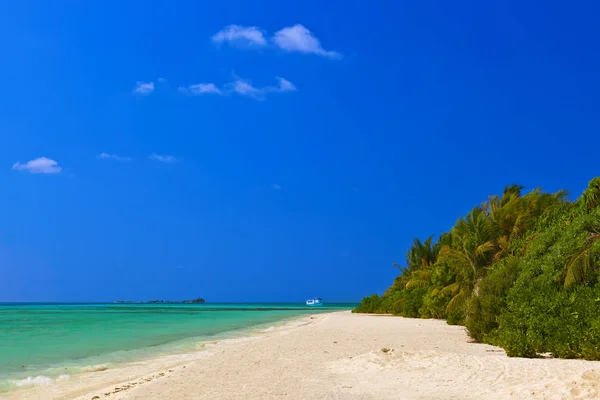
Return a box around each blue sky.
[1,1,599,302]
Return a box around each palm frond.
[446,290,468,312]
[564,233,600,288]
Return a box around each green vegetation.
[354,178,600,360]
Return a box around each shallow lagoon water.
[0,302,354,391]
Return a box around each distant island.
[114,298,205,304]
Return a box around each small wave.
[12,375,53,388]
[80,364,108,372]
[261,326,276,332]
[7,374,70,391]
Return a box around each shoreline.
[1,312,332,400]
[5,311,600,399]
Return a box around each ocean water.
[0,302,354,392]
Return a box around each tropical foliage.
[353,178,600,360]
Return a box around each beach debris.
[92,397,100,400]
[333,341,338,344]
[381,347,391,353]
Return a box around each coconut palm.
[581,177,600,212]
[438,206,499,311]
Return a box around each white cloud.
[212,25,267,47]
[179,77,296,100]
[149,153,178,163]
[157,77,167,83]
[272,184,282,190]
[98,153,132,162]
[134,81,155,95]
[230,79,262,98]
[273,25,340,59]
[12,157,62,174]
[229,77,296,99]
[180,83,223,95]
[273,76,296,92]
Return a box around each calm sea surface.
[0,302,355,391]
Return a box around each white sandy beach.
[5,311,600,400]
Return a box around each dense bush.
[352,294,388,314]
[401,288,427,318]
[354,178,600,360]
[465,256,520,342]
[495,284,600,359]
[446,307,465,326]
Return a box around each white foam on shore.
[8,373,70,390]
[12,376,51,388]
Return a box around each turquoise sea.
[0,302,354,392]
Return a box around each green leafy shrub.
[419,289,451,319]
[446,306,465,325]
[401,288,426,318]
[465,256,520,342]
[354,178,600,360]
[353,294,388,313]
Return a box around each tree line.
[354,177,600,360]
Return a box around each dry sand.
[5,311,600,400]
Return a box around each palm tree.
[487,186,567,260]
[402,236,439,289]
[439,206,499,311]
[564,225,600,288]
[562,178,600,287]
[581,177,600,212]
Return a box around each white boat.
[306,297,323,307]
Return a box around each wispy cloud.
[230,79,262,98]
[179,83,223,95]
[272,184,282,190]
[229,76,297,99]
[212,25,267,47]
[270,76,296,93]
[12,157,62,174]
[149,153,178,163]
[180,77,295,100]
[273,25,340,59]
[134,81,155,95]
[97,153,132,162]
